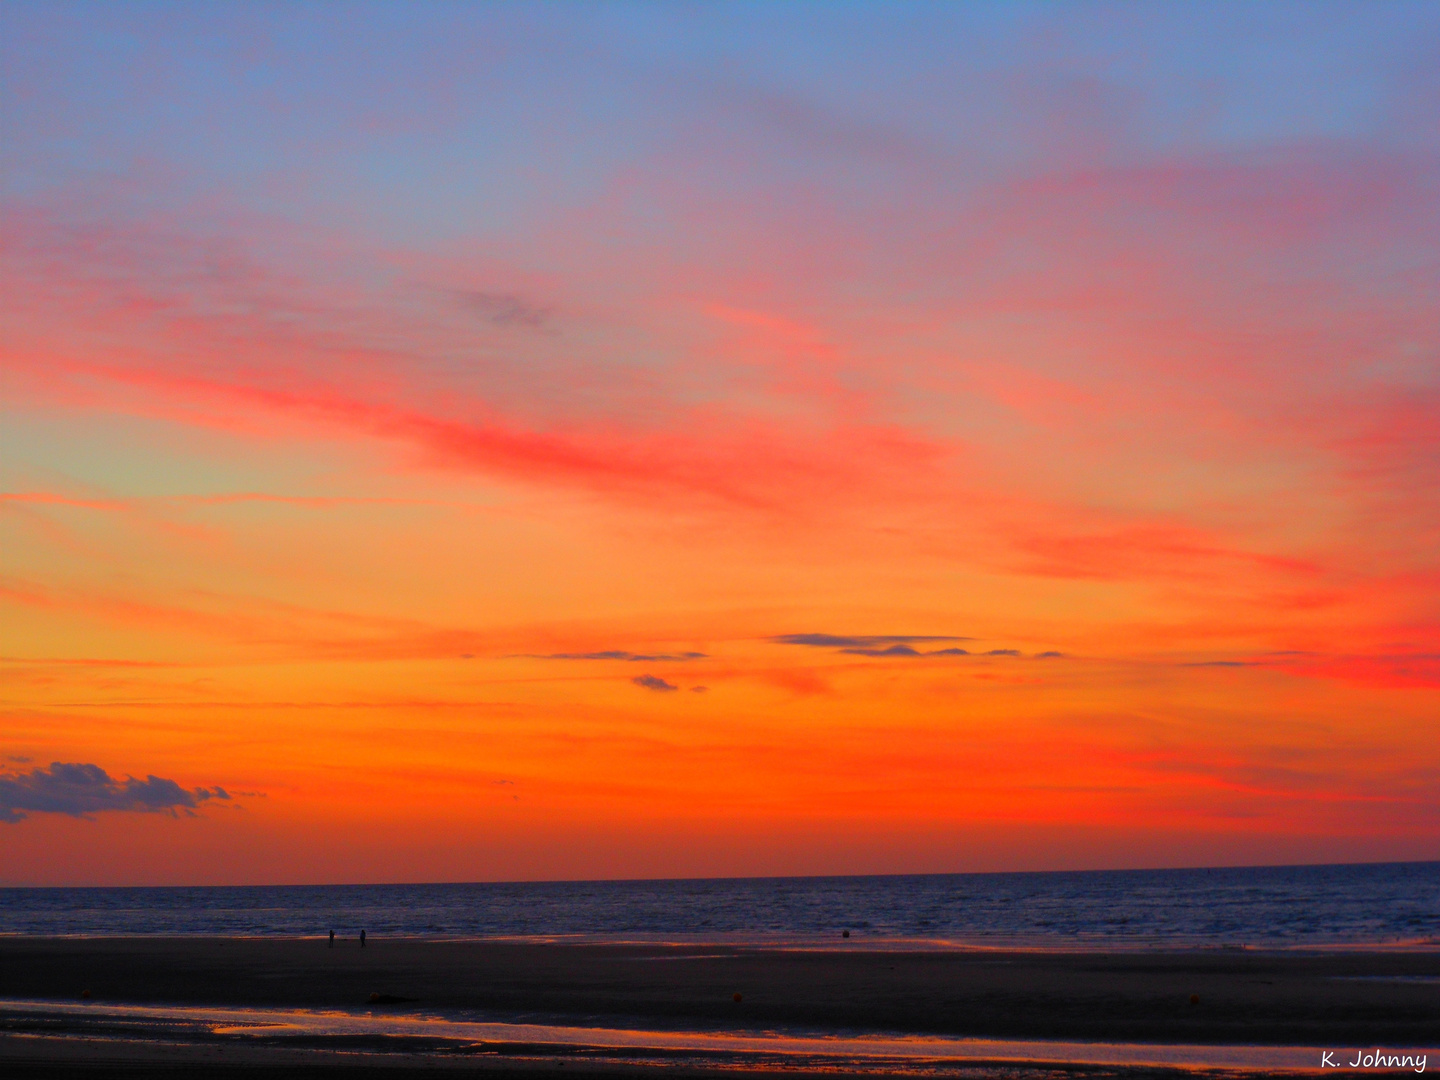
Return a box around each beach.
[2,937,1437,1076]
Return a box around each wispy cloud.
[451,290,552,330]
[770,634,969,648]
[519,650,707,662]
[0,762,229,824]
[1257,651,1440,689]
[632,674,680,692]
[770,634,1052,659]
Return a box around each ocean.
[1,861,1436,948]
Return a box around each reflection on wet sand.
[0,999,1358,1074]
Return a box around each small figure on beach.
[329,929,334,948]
[360,929,367,948]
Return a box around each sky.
[2,1,1439,886]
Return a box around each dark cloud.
[521,651,707,662]
[1036,651,1066,659]
[1184,660,1252,667]
[771,634,1047,661]
[632,674,679,692]
[771,634,969,648]
[0,762,230,824]
[690,686,708,693]
[453,290,551,329]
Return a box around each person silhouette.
[328,929,334,948]
[360,929,366,948]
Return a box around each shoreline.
[3,931,1438,953]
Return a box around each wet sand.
[1,937,1437,1076]
[3,937,1439,1042]
[0,1036,1265,1080]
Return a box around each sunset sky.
[3,2,1439,886]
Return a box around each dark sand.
[2,938,1437,1076]
[4,937,1439,1042]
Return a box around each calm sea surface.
[1,863,1436,948]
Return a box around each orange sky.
[3,3,1438,884]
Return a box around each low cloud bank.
[773,634,1061,660]
[0,762,229,823]
[521,650,707,662]
[771,634,968,648]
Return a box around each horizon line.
[4,857,1436,891]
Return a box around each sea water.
[1,862,1436,947]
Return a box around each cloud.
[690,685,708,693]
[521,651,707,662]
[771,634,969,648]
[0,762,230,824]
[1035,651,1066,659]
[451,290,551,329]
[1260,651,1440,689]
[775,635,1039,659]
[632,674,679,692]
